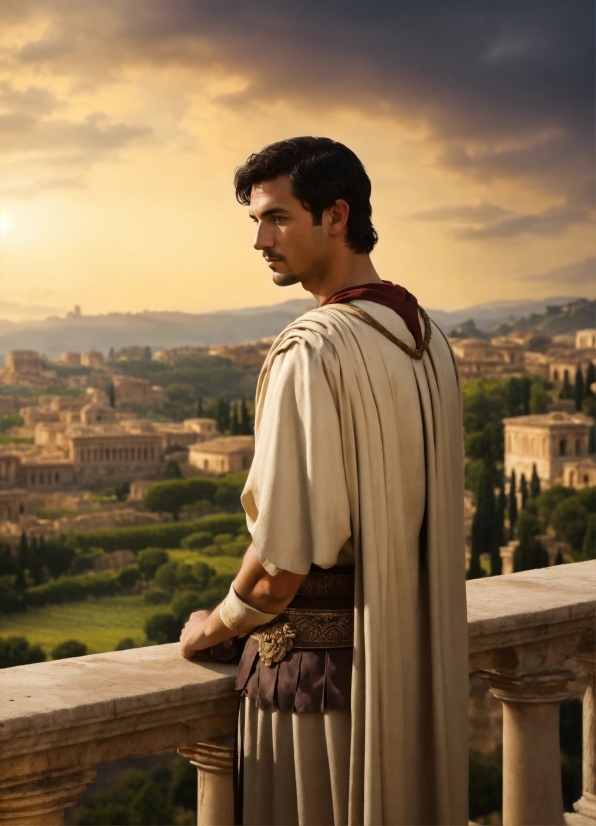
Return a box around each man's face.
[249,176,329,288]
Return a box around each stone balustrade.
[1,560,594,826]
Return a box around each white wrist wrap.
[219,583,279,635]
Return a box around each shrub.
[0,576,24,613]
[469,746,502,822]
[514,512,549,572]
[25,566,139,608]
[154,561,179,592]
[144,611,180,644]
[61,512,246,553]
[180,531,213,550]
[137,547,170,580]
[0,635,46,668]
[70,548,104,575]
[552,498,589,552]
[155,560,215,593]
[115,637,136,651]
[170,590,204,624]
[51,639,87,660]
[144,587,170,605]
[581,514,596,560]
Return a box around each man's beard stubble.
[263,251,302,287]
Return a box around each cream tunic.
[241,300,468,826]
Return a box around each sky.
[0,0,594,320]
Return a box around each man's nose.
[253,222,275,250]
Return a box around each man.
[180,137,468,826]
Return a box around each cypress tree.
[574,367,584,411]
[519,473,528,510]
[230,404,238,435]
[15,533,28,592]
[196,397,204,418]
[530,463,541,499]
[559,371,573,400]
[107,381,116,408]
[216,398,226,433]
[586,362,596,396]
[469,464,494,579]
[493,484,506,575]
[508,470,517,539]
[240,398,251,435]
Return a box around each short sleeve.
[241,340,351,575]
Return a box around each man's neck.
[306,253,382,306]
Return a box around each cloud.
[521,257,595,285]
[0,0,592,205]
[412,202,512,224]
[411,200,588,240]
[449,204,588,240]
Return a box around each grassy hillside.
[0,553,242,655]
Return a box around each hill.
[0,295,591,360]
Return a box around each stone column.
[0,767,96,825]
[567,655,596,825]
[481,666,574,826]
[178,736,235,826]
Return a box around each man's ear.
[327,199,350,237]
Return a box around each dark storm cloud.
[521,257,595,285]
[1,0,593,213]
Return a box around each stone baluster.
[178,736,235,826]
[0,767,96,825]
[567,654,596,825]
[480,665,575,826]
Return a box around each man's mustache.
[263,252,285,262]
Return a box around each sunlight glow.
[0,214,9,237]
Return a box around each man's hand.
[180,610,212,659]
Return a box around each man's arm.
[179,544,306,658]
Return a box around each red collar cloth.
[321,281,422,348]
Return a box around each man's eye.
[272,216,284,224]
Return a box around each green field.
[0,554,242,655]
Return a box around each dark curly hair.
[234,136,378,254]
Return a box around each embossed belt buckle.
[251,620,297,667]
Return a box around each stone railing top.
[1,644,237,761]
[467,560,595,654]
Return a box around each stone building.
[188,436,255,474]
[113,376,167,410]
[449,338,525,381]
[563,459,596,489]
[0,489,26,521]
[504,411,594,489]
[0,350,57,386]
[153,418,219,450]
[208,338,275,371]
[576,329,596,350]
[67,421,163,484]
[59,352,82,367]
[153,346,208,364]
[81,350,105,369]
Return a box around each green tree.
[196,396,204,418]
[514,512,548,571]
[144,611,180,644]
[107,381,116,408]
[581,514,595,560]
[163,458,182,479]
[171,590,203,624]
[240,397,251,434]
[143,346,151,360]
[143,479,189,520]
[519,473,528,510]
[529,382,549,414]
[108,346,116,362]
[137,548,169,580]
[574,367,584,412]
[229,403,238,435]
[469,464,494,579]
[15,533,28,592]
[530,464,541,499]
[493,484,506,575]
[0,635,45,668]
[115,637,136,651]
[560,371,573,400]
[552,498,589,552]
[0,544,15,576]
[51,639,87,660]
[585,362,596,396]
[508,471,518,538]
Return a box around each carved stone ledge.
[0,767,96,826]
